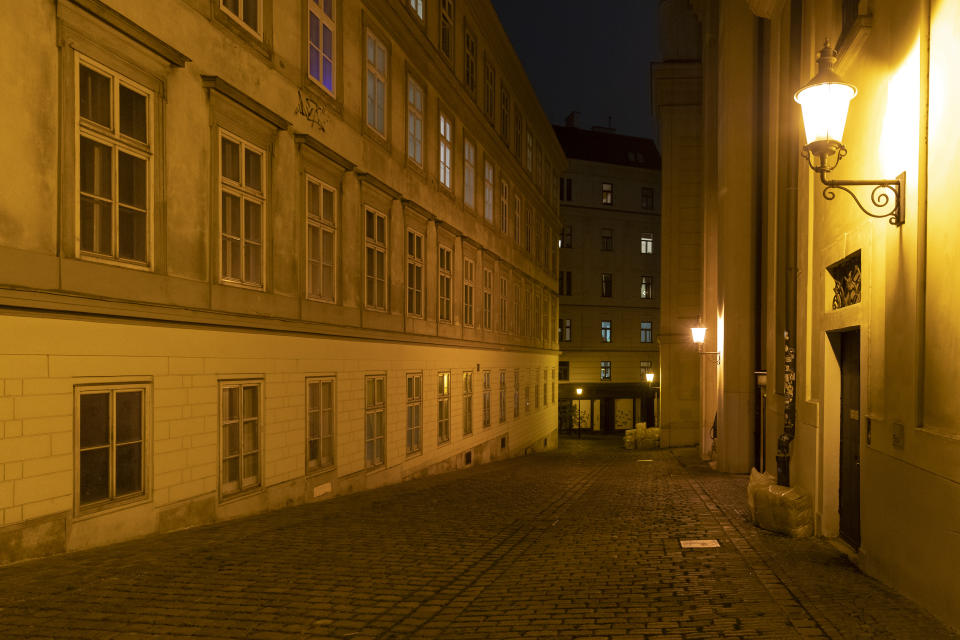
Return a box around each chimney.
[564,111,580,128]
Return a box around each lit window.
[463,138,475,207]
[601,361,612,380]
[364,375,386,467]
[463,258,475,327]
[221,0,260,36]
[464,29,477,95]
[306,177,336,301]
[308,0,335,94]
[641,232,654,254]
[439,246,453,322]
[406,230,424,316]
[559,318,572,342]
[483,160,495,223]
[306,377,335,471]
[640,361,652,375]
[601,228,613,251]
[482,268,493,330]
[77,61,152,265]
[408,0,424,20]
[440,112,453,189]
[407,76,424,166]
[640,321,653,343]
[640,276,654,299]
[463,371,473,435]
[365,32,387,136]
[220,131,264,287]
[76,384,147,509]
[365,208,387,310]
[438,371,451,443]
[601,273,613,298]
[601,182,613,205]
[220,381,261,495]
[439,0,453,59]
[641,187,654,210]
[406,373,422,455]
[601,320,611,343]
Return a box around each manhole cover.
[680,539,720,549]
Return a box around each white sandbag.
[753,483,814,538]
[747,468,776,521]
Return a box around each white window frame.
[219,380,263,497]
[220,0,262,38]
[306,176,336,302]
[439,245,453,322]
[406,372,423,455]
[364,374,386,468]
[438,371,451,444]
[408,0,424,20]
[365,31,387,137]
[463,257,475,327]
[306,377,335,472]
[75,382,149,514]
[365,208,387,310]
[601,320,612,343]
[482,268,493,330]
[307,0,336,95]
[406,229,424,317]
[76,56,154,268]
[641,232,654,254]
[219,129,265,289]
[559,318,571,342]
[483,160,495,224]
[463,138,476,209]
[440,111,453,190]
[463,371,474,435]
[407,75,424,166]
[640,321,653,343]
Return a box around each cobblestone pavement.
[0,437,956,640]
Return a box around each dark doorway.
[839,329,861,548]
[600,398,615,432]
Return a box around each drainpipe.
[776,0,802,487]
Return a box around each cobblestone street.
[0,437,954,640]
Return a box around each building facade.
[554,124,661,433]
[655,0,960,629]
[0,0,564,563]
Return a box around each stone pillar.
[341,170,361,310]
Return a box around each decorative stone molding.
[827,251,862,310]
[746,0,786,19]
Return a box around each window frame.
[498,275,509,332]
[218,129,266,289]
[438,371,451,444]
[483,159,495,224]
[640,275,654,300]
[559,318,572,342]
[406,74,425,167]
[462,370,474,436]
[407,0,424,21]
[306,376,336,473]
[439,110,454,191]
[463,26,477,97]
[640,186,654,211]
[640,321,653,343]
[498,369,506,423]
[641,232,654,254]
[219,379,263,499]
[406,372,423,456]
[483,56,496,122]
[600,320,612,343]
[305,175,337,302]
[406,229,424,317]
[364,29,388,138]
[306,0,336,96]
[439,0,454,61]
[482,268,493,330]
[463,257,475,327]
[558,361,570,381]
[220,0,263,39]
[364,374,386,468]
[439,245,453,322]
[601,272,613,298]
[601,182,613,205]
[600,228,613,251]
[364,207,388,311]
[463,136,476,208]
[513,369,520,418]
[600,361,612,381]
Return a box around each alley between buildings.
[0,437,953,640]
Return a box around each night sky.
[490,0,661,142]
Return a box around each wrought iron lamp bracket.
[802,143,905,227]
[698,346,720,365]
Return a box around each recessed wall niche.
[827,250,861,310]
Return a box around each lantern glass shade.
[691,326,706,344]
[575,387,583,396]
[645,372,655,384]
[794,81,856,146]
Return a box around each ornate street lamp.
[691,324,719,364]
[645,372,655,384]
[794,41,904,226]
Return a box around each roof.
[552,125,661,170]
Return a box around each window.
[221,0,260,36]
[406,230,424,316]
[482,268,493,330]
[559,225,572,249]
[407,76,424,166]
[481,370,491,428]
[513,369,520,418]
[483,58,496,121]
[498,275,508,332]
[551,368,556,403]
[306,377,335,471]
[463,258,475,326]
[77,60,152,265]
[601,273,612,298]
[365,32,387,136]
[499,180,509,234]
[406,373,422,455]
[514,114,523,161]
[308,0,335,94]
[364,375,386,468]
[483,160,495,223]
[498,369,506,422]
[439,112,453,189]
[543,368,548,407]
[513,195,522,245]
[641,186,654,210]
[439,0,453,60]
[513,282,521,335]
[600,361,612,380]
[464,29,477,95]
[640,361,652,375]
[220,381,261,496]
[526,131,533,172]
[463,371,474,435]
[535,369,540,409]
[640,276,654,299]
[439,245,452,321]
[601,182,613,205]
[601,320,612,343]
[76,384,147,509]
[463,138,476,208]
[438,371,450,443]
[559,318,571,342]
[408,0,424,20]
[558,361,569,381]
[559,177,572,202]
[640,321,653,343]
[601,228,613,251]
[220,131,264,287]
[524,384,530,413]
[499,84,511,140]
[524,206,532,253]
[365,209,387,310]
[641,232,654,254]
[306,177,336,301]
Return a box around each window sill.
[75,492,149,520]
[220,484,263,504]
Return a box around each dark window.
[558,361,570,381]
[559,318,572,342]
[558,270,572,296]
[560,225,572,248]
[641,187,654,210]
[601,273,612,297]
[600,228,613,251]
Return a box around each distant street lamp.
[794,41,904,226]
[575,387,584,440]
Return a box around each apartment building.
[554,123,661,433]
[0,0,564,563]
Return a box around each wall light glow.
[879,44,920,179]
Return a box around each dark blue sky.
[491,0,661,142]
